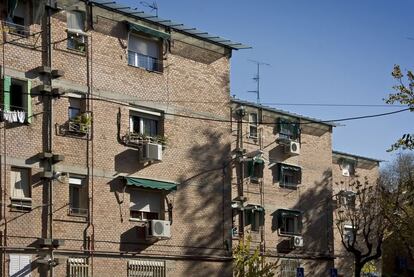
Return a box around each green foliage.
[385,65,414,151]
[233,235,276,277]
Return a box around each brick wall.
[0,2,234,276]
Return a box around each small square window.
[129,112,160,138]
[278,118,300,141]
[341,160,356,177]
[128,34,162,72]
[67,11,86,52]
[279,164,301,189]
[130,190,163,221]
[69,176,88,216]
[277,210,302,235]
[10,167,31,210]
[244,205,264,232]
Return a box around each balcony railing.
[68,112,92,135]
[3,21,30,37]
[122,132,166,148]
[128,51,162,72]
[69,206,88,217]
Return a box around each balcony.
[3,21,30,37]
[122,132,166,149]
[68,112,92,136]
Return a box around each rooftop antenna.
[140,1,158,17]
[247,59,270,104]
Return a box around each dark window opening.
[244,205,264,232]
[278,164,301,189]
[278,118,300,141]
[247,159,264,180]
[69,176,88,216]
[277,210,302,235]
[10,82,24,110]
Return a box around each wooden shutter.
[3,76,11,111]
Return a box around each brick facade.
[0,1,235,276]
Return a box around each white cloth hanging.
[17,111,25,123]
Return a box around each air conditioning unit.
[142,142,162,161]
[290,236,304,248]
[284,141,300,155]
[146,220,171,239]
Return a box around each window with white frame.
[68,97,85,120]
[130,190,163,221]
[67,11,86,52]
[128,34,161,72]
[128,260,166,277]
[248,113,258,138]
[67,257,89,277]
[280,259,300,277]
[277,209,302,236]
[129,111,160,138]
[10,167,31,210]
[9,254,31,277]
[69,176,88,216]
[343,224,355,245]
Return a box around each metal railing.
[128,51,162,72]
[69,206,88,216]
[128,260,166,277]
[2,21,30,37]
[68,258,89,277]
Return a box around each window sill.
[278,232,302,237]
[65,47,87,56]
[279,184,300,190]
[127,64,163,74]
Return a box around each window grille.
[68,258,89,277]
[128,260,166,277]
[280,259,300,277]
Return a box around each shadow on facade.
[175,129,232,276]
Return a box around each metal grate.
[68,258,89,277]
[280,259,300,277]
[128,260,166,277]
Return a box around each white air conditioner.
[290,236,304,248]
[284,141,300,155]
[142,142,162,161]
[147,220,171,239]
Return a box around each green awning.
[253,157,265,164]
[127,22,170,40]
[125,177,177,191]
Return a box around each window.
[6,0,30,36]
[277,210,302,235]
[338,190,356,208]
[68,97,84,120]
[343,225,355,245]
[10,167,31,210]
[67,11,86,52]
[3,77,32,123]
[340,160,356,177]
[278,164,301,189]
[128,34,161,72]
[69,176,88,216]
[9,254,31,277]
[248,113,258,138]
[280,259,300,277]
[247,158,264,180]
[130,190,163,221]
[128,260,166,277]
[68,257,89,277]
[129,112,160,138]
[278,118,300,141]
[244,205,264,232]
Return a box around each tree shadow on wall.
[273,169,335,275]
[175,129,233,277]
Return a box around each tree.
[334,177,387,277]
[385,65,414,151]
[233,235,277,277]
[381,153,414,260]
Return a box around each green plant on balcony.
[69,113,92,134]
[126,132,167,148]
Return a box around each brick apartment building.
[230,99,381,277]
[0,0,250,276]
[332,151,381,277]
[230,99,336,276]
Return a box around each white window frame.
[68,257,89,277]
[68,175,88,217]
[129,189,164,222]
[343,224,355,244]
[127,33,162,72]
[66,11,87,52]
[10,167,32,210]
[280,259,300,277]
[248,113,258,138]
[129,110,161,138]
[279,210,302,236]
[128,260,166,277]
[9,254,31,277]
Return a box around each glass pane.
[128,51,136,66]
[142,118,158,137]
[68,107,80,119]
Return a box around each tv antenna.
[247,59,270,104]
[140,1,158,17]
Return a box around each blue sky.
[124,0,413,164]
